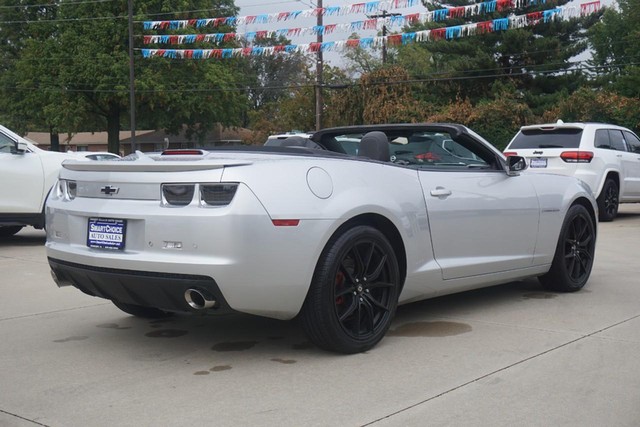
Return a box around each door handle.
[430,187,452,197]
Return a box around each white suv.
[0,125,78,237]
[505,122,640,221]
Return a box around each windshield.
[509,128,583,149]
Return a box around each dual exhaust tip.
[184,288,217,310]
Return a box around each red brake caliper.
[335,271,345,306]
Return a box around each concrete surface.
[1,204,639,427]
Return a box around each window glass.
[623,131,640,154]
[335,135,361,155]
[509,128,583,149]
[323,130,493,169]
[595,129,611,149]
[608,130,627,152]
[0,131,15,153]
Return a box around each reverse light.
[200,184,238,207]
[560,151,594,163]
[162,184,195,206]
[56,179,77,201]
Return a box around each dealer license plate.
[530,158,547,168]
[87,218,126,250]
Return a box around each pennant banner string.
[143,0,421,30]
[139,1,600,59]
[142,0,548,45]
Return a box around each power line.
[0,0,116,9]
[2,62,637,94]
[1,54,635,84]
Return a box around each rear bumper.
[45,183,336,320]
[49,258,233,314]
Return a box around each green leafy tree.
[1,0,248,153]
[341,33,383,78]
[0,0,68,148]
[589,0,640,97]
[392,0,601,112]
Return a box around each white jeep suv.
[0,125,78,237]
[505,122,640,221]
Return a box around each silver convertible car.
[44,124,597,353]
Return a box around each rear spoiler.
[520,123,585,131]
[62,151,252,172]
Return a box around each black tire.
[301,225,400,354]
[112,300,173,319]
[597,178,619,222]
[539,204,596,292]
[0,226,23,237]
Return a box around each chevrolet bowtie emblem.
[100,185,119,196]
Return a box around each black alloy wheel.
[540,204,596,292]
[597,179,619,221]
[301,225,400,353]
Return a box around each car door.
[418,138,540,280]
[0,131,45,213]
[621,131,640,198]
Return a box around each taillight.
[415,152,440,161]
[200,184,238,206]
[162,184,195,206]
[161,149,206,156]
[560,151,593,163]
[161,183,239,207]
[503,151,518,157]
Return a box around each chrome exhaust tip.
[50,270,72,288]
[184,288,216,310]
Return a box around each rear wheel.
[0,226,23,237]
[597,178,618,221]
[112,300,173,319]
[301,226,400,354]
[539,204,596,292]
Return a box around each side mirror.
[506,155,527,176]
[11,140,28,155]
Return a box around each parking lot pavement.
[1,205,639,427]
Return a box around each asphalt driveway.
[1,205,639,426]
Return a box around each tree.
[589,0,640,97]
[325,66,425,126]
[1,0,249,153]
[341,33,383,78]
[391,0,601,112]
[0,0,67,147]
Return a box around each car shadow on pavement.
[51,278,557,363]
[0,233,46,247]
[392,277,555,324]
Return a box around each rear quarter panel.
[221,157,441,302]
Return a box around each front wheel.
[539,204,596,292]
[301,225,400,354]
[112,300,173,319]
[597,178,618,221]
